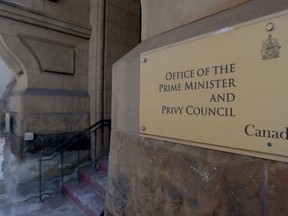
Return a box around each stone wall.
[88,0,140,159]
[107,0,288,215]
[88,0,140,125]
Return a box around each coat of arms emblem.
[261,34,281,60]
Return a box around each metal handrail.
[38,119,111,202]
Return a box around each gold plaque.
[140,10,288,162]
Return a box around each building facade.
[0,0,287,215]
[0,0,140,202]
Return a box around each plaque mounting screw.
[265,22,274,31]
[267,142,273,147]
[142,58,147,63]
[140,126,146,131]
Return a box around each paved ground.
[0,181,85,216]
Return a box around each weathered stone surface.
[3,142,90,202]
[106,131,266,216]
[267,161,288,215]
[8,108,87,133]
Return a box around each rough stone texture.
[106,131,266,216]
[106,134,288,215]
[64,181,105,216]
[108,0,288,215]
[267,161,288,215]
[140,0,250,40]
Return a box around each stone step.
[63,160,108,216]
[99,158,108,173]
[80,167,107,196]
[64,181,105,216]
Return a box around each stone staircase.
[63,159,108,216]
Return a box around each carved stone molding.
[20,35,75,75]
[0,1,91,39]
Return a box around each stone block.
[106,39,134,60]
[89,25,98,41]
[106,22,140,46]
[107,3,140,31]
[20,112,89,134]
[89,39,98,59]
[17,89,89,114]
[89,2,99,26]
[27,69,87,91]
[75,49,88,75]
[1,33,39,71]
[106,131,266,216]
[21,36,75,75]
[0,19,47,38]
[46,30,88,52]
[7,107,89,137]
[112,58,140,133]
[267,161,288,215]
[88,90,103,123]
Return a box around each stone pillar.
[0,0,91,201]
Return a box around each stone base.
[3,145,90,202]
[106,131,288,216]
